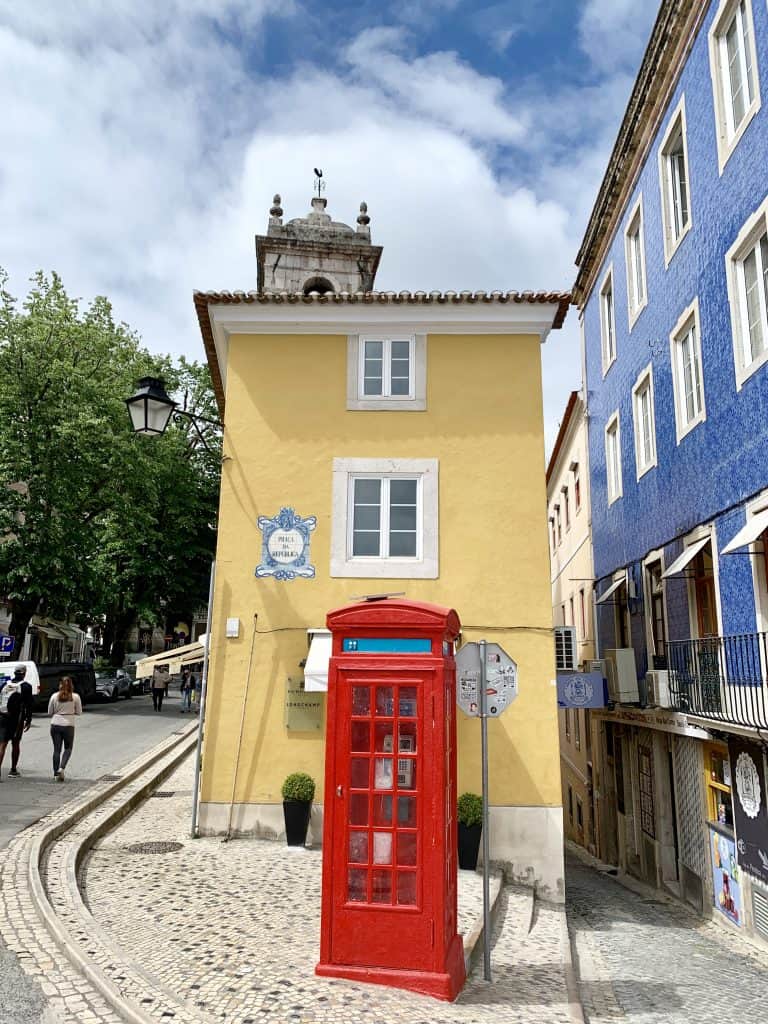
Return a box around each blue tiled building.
[574,0,768,940]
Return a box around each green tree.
[0,270,220,659]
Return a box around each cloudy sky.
[0,0,658,450]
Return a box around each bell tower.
[255,175,382,294]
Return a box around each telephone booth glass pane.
[344,680,420,908]
[351,721,370,751]
[351,757,369,789]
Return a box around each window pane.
[389,532,417,557]
[397,832,417,866]
[353,506,381,531]
[390,372,410,396]
[363,340,383,396]
[352,687,370,716]
[390,505,417,531]
[373,833,392,865]
[398,687,417,717]
[376,687,394,716]
[353,531,380,556]
[371,870,392,904]
[396,872,417,906]
[354,478,381,505]
[351,757,369,789]
[391,340,410,360]
[349,794,368,826]
[349,832,368,864]
[390,479,417,504]
[351,721,370,751]
[348,868,367,902]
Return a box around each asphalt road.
[0,688,193,1024]
[0,689,193,849]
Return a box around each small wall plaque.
[256,507,316,581]
[225,617,240,638]
[285,677,324,731]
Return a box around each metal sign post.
[479,639,491,982]
[455,640,518,984]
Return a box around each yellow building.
[546,389,599,856]
[193,191,571,897]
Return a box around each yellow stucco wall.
[201,331,561,810]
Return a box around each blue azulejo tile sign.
[256,507,317,581]
[556,671,607,709]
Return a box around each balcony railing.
[666,633,768,729]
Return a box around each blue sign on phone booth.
[0,635,13,655]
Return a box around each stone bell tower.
[255,179,383,294]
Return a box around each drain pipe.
[223,613,258,841]
[191,559,216,839]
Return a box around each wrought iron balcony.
[666,633,768,729]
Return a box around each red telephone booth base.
[315,933,465,1001]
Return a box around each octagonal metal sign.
[455,642,518,718]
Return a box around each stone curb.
[462,869,504,974]
[27,723,198,1024]
[559,903,586,1024]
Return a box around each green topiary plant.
[282,772,316,803]
[457,792,483,828]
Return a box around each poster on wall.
[728,736,768,885]
[255,507,317,581]
[709,826,742,926]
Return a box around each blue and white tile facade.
[582,1,768,668]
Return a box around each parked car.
[95,669,132,702]
[121,661,150,695]
[33,662,97,709]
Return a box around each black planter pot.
[458,822,482,870]
[283,800,312,846]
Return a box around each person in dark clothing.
[0,668,34,780]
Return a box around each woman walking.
[151,669,166,712]
[48,676,82,781]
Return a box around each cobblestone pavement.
[567,852,768,1023]
[85,756,575,1024]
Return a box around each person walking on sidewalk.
[0,667,34,780]
[48,675,82,782]
[151,669,166,712]
[179,670,191,713]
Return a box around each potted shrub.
[282,772,316,847]
[457,792,483,870]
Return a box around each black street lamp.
[125,377,177,435]
[125,377,222,448]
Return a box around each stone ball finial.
[270,194,283,217]
[357,201,370,226]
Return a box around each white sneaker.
[56,771,65,782]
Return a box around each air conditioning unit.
[587,659,606,677]
[604,648,639,703]
[554,626,577,670]
[645,670,671,708]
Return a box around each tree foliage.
[0,270,221,659]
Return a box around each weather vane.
[313,167,326,199]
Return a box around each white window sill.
[628,298,648,332]
[636,458,657,482]
[607,491,622,506]
[717,99,761,176]
[330,556,438,580]
[675,411,706,445]
[735,345,768,391]
[348,397,426,412]
[664,220,692,268]
[601,354,617,378]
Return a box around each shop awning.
[596,575,626,605]
[661,535,710,578]
[722,508,768,555]
[167,647,206,673]
[32,623,67,640]
[136,639,207,678]
[304,630,332,693]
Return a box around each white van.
[0,661,41,696]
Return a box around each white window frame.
[744,488,768,634]
[331,457,438,578]
[658,97,693,266]
[669,298,706,443]
[624,195,648,327]
[604,411,623,505]
[632,364,658,479]
[346,334,426,411]
[599,265,617,375]
[708,0,761,174]
[725,193,768,390]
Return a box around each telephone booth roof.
[326,598,460,639]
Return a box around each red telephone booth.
[315,598,465,1001]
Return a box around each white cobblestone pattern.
[85,755,575,1024]
[0,725,196,1024]
[568,852,768,1023]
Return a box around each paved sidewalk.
[567,851,768,1023]
[84,756,575,1024]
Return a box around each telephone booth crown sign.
[316,598,465,1001]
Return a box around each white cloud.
[344,28,528,144]
[578,0,659,74]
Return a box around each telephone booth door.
[316,599,465,1002]
[330,667,433,969]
